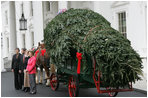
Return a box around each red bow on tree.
[76,52,82,74]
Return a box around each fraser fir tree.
[44,8,143,87]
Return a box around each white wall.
[43,1,58,29]
[58,1,68,10]
[128,2,147,57]
[68,1,94,10]
[128,2,147,74]
[93,1,113,24]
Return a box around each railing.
[92,56,133,94]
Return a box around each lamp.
[19,13,27,30]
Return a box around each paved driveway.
[1,72,147,97]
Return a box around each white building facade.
[1,1,147,76]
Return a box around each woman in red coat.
[26,51,37,94]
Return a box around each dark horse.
[35,42,50,86]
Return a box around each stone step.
[3,57,11,69]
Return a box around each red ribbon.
[35,49,46,58]
[76,52,82,74]
[35,50,39,57]
[41,49,46,56]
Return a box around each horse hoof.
[46,85,50,87]
[39,82,43,84]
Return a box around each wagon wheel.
[68,75,79,97]
[106,87,118,97]
[128,82,132,89]
[50,73,59,91]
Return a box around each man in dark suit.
[11,48,22,90]
[20,48,26,90]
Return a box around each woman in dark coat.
[11,48,22,90]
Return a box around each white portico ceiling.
[111,1,129,8]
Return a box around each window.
[30,1,33,16]
[118,12,126,37]
[5,11,8,25]
[46,1,50,11]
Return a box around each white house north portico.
[1,1,147,81]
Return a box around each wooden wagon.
[49,50,133,97]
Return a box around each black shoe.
[24,88,30,92]
[19,87,22,90]
[32,92,36,94]
[22,87,26,91]
[24,88,28,92]
[15,88,19,90]
[27,88,30,92]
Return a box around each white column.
[33,1,44,46]
[58,1,68,10]
[25,30,33,50]
[1,48,6,72]
[1,9,6,72]
[24,1,33,50]
[2,34,8,58]
[9,1,17,59]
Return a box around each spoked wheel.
[50,73,59,91]
[106,87,118,97]
[68,75,79,97]
[128,82,132,89]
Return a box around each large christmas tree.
[44,8,143,87]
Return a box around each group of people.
[11,48,37,94]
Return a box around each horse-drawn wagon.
[50,51,133,97]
